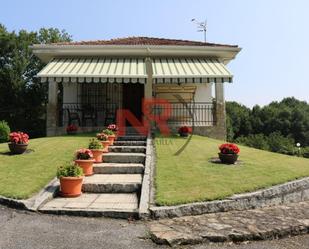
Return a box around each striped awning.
[152,58,232,83]
[37,57,233,84]
[37,58,148,83]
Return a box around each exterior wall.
[194,83,213,102]
[63,82,79,103]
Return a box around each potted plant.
[218,143,240,164]
[8,131,29,154]
[97,133,110,151]
[57,163,84,197]
[107,124,119,139]
[74,149,95,176]
[88,138,104,163]
[102,128,116,145]
[66,124,78,135]
[178,126,190,137]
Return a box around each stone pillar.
[214,79,227,140]
[46,79,59,136]
[144,57,153,131]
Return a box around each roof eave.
[30,44,241,64]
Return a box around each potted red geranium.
[178,126,190,137]
[66,124,78,135]
[107,124,118,139]
[97,133,110,151]
[8,131,29,154]
[102,128,115,145]
[74,149,95,176]
[218,143,240,164]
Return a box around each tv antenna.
[191,19,207,42]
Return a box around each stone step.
[109,146,146,153]
[103,152,146,163]
[39,193,139,219]
[94,163,144,174]
[116,136,147,141]
[82,174,142,193]
[113,141,146,146]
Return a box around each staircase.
[39,135,148,219]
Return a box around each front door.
[122,83,144,125]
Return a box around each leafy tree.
[0,24,71,137]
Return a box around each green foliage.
[0,120,10,143]
[0,24,72,138]
[102,129,114,135]
[302,147,309,158]
[57,163,83,178]
[236,134,270,151]
[227,97,309,157]
[88,138,103,149]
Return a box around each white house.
[31,37,240,139]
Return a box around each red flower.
[107,124,118,132]
[178,126,191,134]
[75,148,93,160]
[96,133,108,141]
[66,124,78,132]
[9,132,29,144]
[219,143,240,154]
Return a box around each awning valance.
[37,58,147,83]
[152,58,232,83]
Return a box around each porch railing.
[58,102,216,127]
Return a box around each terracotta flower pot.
[218,153,239,164]
[107,135,116,145]
[101,140,110,150]
[8,143,28,154]
[59,176,83,197]
[90,149,104,163]
[74,159,95,176]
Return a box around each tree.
[0,24,71,137]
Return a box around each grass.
[155,135,309,206]
[0,133,94,199]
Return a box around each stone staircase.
[39,135,148,219]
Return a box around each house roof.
[54,36,238,48]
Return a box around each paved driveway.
[0,205,308,249]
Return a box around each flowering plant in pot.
[178,126,191,137]
[102,128,116,145]
[74,149,95,176]
[57,163,84,197]
[66,124,78,135]
[218,143,240,164]
[96,133,110,151]
[8,131,29,154]
[88,138,104,163]
[107,124,118,138]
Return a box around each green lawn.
[0,134,94,199]
[155,135,309,206]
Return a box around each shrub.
[219,143,240,154]
[0,121,10,143]
[57,163,83,178]
[88,139,103,150]
[236,134,269,150]
[9,131,29,144]
[75,149,93,160]
[302,147,309,158]
[267,132,296,155]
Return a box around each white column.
[46,79,59,136]
[144,58,153,130]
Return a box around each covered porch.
[39,57,231,139]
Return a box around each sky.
[1,0,309,107]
